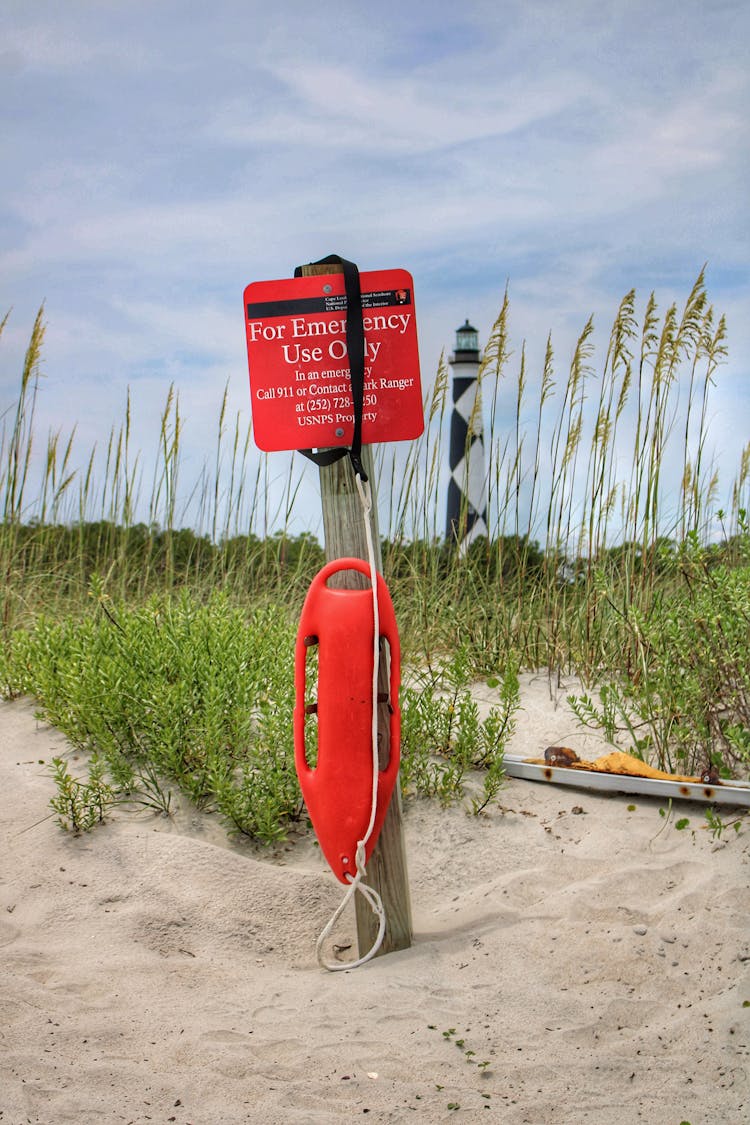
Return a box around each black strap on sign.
[293,254,367,482]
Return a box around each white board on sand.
[503,754,750,807]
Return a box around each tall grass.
[1,273,746,671]
[0,337,323,626]
[380,270,745,679]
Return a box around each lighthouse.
[445,320,488,549]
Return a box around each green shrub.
[570,532,750,777]
[400,646,519,811]
[1,584,304,842]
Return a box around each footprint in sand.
[200,1029,252,1045]
[0,919,20,947]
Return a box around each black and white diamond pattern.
[445,372,487,548]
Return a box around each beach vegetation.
[568,537,750,776]
[49,753,117,832]
[4,586,305,841]
[1,270,748,841]
[400,648,518,809]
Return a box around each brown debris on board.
[533,747,702,785]
[544,746,581,767]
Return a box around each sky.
[1,0,748,541]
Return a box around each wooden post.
[301,262,413,958]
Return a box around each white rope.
[316,472,387,972]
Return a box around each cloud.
[1,0,747,537]
[209,57,596,158]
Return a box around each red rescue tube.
[294,558,401,884]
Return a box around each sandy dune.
[2,677,748,1124]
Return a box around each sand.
[1,675,748,1124]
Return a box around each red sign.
[243,268,423,452]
